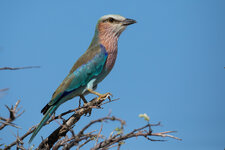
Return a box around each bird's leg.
[79,95,92,116]
[87,89,112,101]
[78,98,82,108]
[80,95,88,103]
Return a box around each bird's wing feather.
[30,44,108,143]
[48,44,108,106]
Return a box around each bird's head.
[96,14,136,39]
[89,14,136,48]
[97,14,136,37]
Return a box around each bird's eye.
[108,17,115,23]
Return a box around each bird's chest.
[95,49,118,85]
[105,50,118,71]
[96,36,118,83]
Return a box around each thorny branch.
[0,100,25,130]
[37,94,112,149]
[2,96,181,150]
[3,127,35,150]
[3,94,112,150]
[91,121,181,150]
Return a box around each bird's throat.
[98,25,119,71]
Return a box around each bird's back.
[51,43,104,100]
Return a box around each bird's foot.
[87,89,112,101]
[79,95,92,116]
[83,102,92,116]
[84,107,92,116]
[96,92,112,101]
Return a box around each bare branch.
[95,123,103,146]
[0,100,25,130]
[91,122,181,150]
[0,88,9,98]
[76,138,92,150]
[78,116,125,138]
[44,115,181,150]
[151,131,182,141]
[0,88,9,92]
[2,97,181,150]
[0,66,40,71]
[0,121,21,129]
[37,94,112,149]
[4,127,35,150]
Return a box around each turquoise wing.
[48,44,108,106]
[30,44,108,143]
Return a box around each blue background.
[1,0,225,149]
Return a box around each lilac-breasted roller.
[29,14,136,143]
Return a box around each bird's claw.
[83,103,92,116]
[98,92,112,101]
[84,108,92,116]
[106,92,112,101]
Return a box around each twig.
[77,116,125,137]
[0,88,9,92]
[95,123,103,146]
[0,66,40,71]
[91,122,181,150]
[0,121,21,129]
[0,100,25,130]
[151,131,182,141]
[76,138,92,150]
[4,127,35,150]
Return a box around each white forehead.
[99,14,126,21]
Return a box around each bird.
[29,14,136,143]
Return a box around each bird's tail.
[29,105,58,143]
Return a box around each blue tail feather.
[29,105,58,143]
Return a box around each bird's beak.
[122,18,137,26]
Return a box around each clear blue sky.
[1,0,225,149]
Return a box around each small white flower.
[139,113,150,122]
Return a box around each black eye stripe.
[108,17,114,23]
[102,17,120,23]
